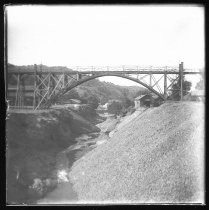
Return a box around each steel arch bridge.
[6,62,203,110]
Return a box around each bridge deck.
[7,70,201,75]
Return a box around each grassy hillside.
[8,63,72,72]
[75,79,145,105]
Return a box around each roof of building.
[135,95,147,100]
[69,99,81,104]
[96,105,107,110]
[135,93,159,101]
[152,94,159,99]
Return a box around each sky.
[6,5,204,89]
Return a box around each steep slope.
[68,102,204,203]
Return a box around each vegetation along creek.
[6,105,119,204]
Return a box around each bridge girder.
[43,73,166,108]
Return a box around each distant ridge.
[8,63,73,72]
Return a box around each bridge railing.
[68,66,181,72]
[183,68,204,72]
[122,66,179,71]
[8,65,203,74]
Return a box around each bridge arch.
[45,73,165,108]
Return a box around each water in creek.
[37,131,109,204]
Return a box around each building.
[99,100,123,110]
[96,104,108,113]
[134,94,152,108]
[135,93,163,108]
[52,98,82,110]
[62,99,81,104]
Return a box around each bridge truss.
[6,62,202,110]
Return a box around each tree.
[120,89,135,108]
[107,101,123,116]
[64,89,80,99]
[59,89,80,103]
[195,79,204,90]
[121,97,134,108]
[134,88,149,98]
[169,76,192,100]
[100,96,108,105]
[86,95,99,109]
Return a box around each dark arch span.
[45,73,165,108]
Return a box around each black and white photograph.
[5,5,205,205]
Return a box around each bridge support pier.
[164,74,167,100]
[64,74,68,87]
[77,73,82,80]
[149,73,152,94]
[15,74,20,108]
[33,65,37,109]
[51,73,56,96]
[179,62,184,101]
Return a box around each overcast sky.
[7,5,204,88]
